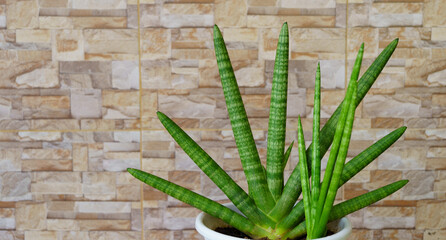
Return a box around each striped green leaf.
[297,117,313,238]
[213,25,275,212]
[284,180,409,239]
[312,44,363,238]
[340,126,407,186]
[310,62,321,235]
[127,168,272,238]
[314,78,358,238]
[277,39,398,231]
[275,125,406,232]
[267,22,289,200]
[282,141,294,171]
[305,39,399,172]
[157,111,275,228]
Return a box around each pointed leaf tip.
[213,25,222,38]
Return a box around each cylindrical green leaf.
[213,25,275,212]
[157,112,275,228]
[127,168,273,238]
[267,22,289,200]
[284,180,409,239]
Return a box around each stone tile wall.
[0,0,445,239]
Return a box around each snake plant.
[128,23,408,239]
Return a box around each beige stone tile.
[77,219,131,231]
[141,60,172,89]
[141,28,171,60]
[84,29,138,56]
[363,94,422,118]
[22,148,71,160]
[16,202,47,231]
[382,229,423,240]
[38,0,69,8]
[416,201,446,229]
[6,0,39,29]
[223,28,258,43]
[280,0,335,8]
[428,147,446,158]
[72,17,127,29]
[59,231,89,240]
[89,231,140,240]
[424,0,446,27]
[0,149,21,171]
[158,92,217,119]
[144,230,174,240]
[403,171,435,200]
[52,30,84,61]
[427,158,446,170]
[82,172,117,200]
[0,61,57,88]
[160,3,213,28]
[31,182,82,194]
[364,206,415,229]
[0,208,14,230]
[0,172,32,201]
[370,3,423,27]
[70,0,126,9]
[215,0,247,27]
[171,28,212,49]
[247,15,335,28]
[377,147,426,170]
[47,219,79,231]
[16,30,51,43]
[24,231,57,240]
[424,230,446,240]
[163,3,212,15]
[171,49,214,60]
[14,62,58,88]
[39,16,74,29]
[142,158,175,171]
[112,61,139,89]
[164,207,201,230]
[71,89,102,119]
[30,120,81,130]
[73,143,88,172]
[102,90,140,119]
[432,28,446,41]
[22,95,70,119]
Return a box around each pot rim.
[195,203,352,240]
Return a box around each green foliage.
[128,23,408,240]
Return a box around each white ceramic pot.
[195,204,351,240]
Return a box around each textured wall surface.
[0,0,445,239]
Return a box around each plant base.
[195,204,352,240]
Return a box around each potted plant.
[128,23,408,239]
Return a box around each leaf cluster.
[128,23,408,240]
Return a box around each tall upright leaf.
[310,62,321,234]
[305,39,399,169]
[277,39,398,228]
[213,25,275,211]
[267,22,289,200]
